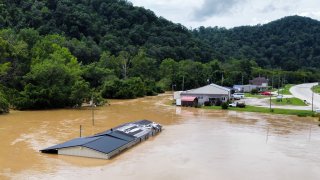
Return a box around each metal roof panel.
[83,136,129,154]
[108,130,136,142]
[40,136,100,152]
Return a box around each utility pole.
[221,73,224,86]
[282,76,285,88]
[182,75,185,91]
[271,75,274,89]
[312,85,314,112]
[241,73,244,85]
[91,95,95,126]
[80,125,82,137]
[278,74,281,88]
[269,89,272,112]
[172,84,176,100]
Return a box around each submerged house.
[40,120,162,159]
[179,83,231,106]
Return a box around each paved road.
[290,83,320,110]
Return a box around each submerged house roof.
[40,120,162,159]
[41,130,135,154]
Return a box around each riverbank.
[169,96,314,117]
[203,105,315,117]
[271,97,306,106]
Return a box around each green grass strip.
[203,105,314,117]
[271,97,306,106]
[279,84,293,95]
[244,93,268,99]
[312,85,320,94]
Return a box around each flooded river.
[0,93,320,180]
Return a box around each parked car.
[229,101,246,108]
[229,102,237,107]
[260,91,272,96]
[232,93,245,100]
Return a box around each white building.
[178,83,231,106]
[233,85,257,93]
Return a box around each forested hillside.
[0,0,320,112]
[193,16,320,70]
[0,0,212,62]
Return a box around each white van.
[232,93,245,100]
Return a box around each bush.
[221,102,229,109]
[297,113,307,117]
[154,85,165,93]
[215,100,222,106]
[145,80,164,96]
[204,101,211,106]
[236,102,246,108]
[0,91,9,114]
[91,91,105,106]
[251,89,259,94]
[102,77,146,99]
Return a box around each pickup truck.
[229,102,237,107]
[229,101,246,108]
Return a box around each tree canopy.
[0,1,319,111]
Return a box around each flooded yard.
[0,93,319,180]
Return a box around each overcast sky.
[129,0,320,29]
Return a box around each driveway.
[290,83,320,110]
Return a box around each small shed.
[181,96,198,107]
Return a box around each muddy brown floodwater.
[0,93,320,180]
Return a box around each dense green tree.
[13,44,89,109]
[205,60,222,84]
[0,89,9,114]
[0,62,10,76]
[101,77,146,99]
[0,29,30,90]
[18,28,40,49]
[0,1,320,111]
[130,49,157,79]
[82,62,115,88]
[193,16,320,69]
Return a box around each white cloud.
[129,0,320,28]
[193,0,246,21]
